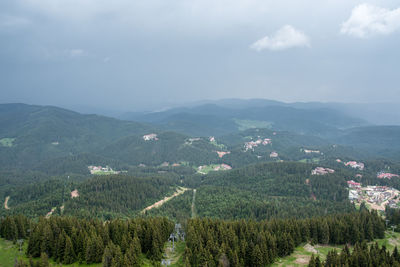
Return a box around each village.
[348,180,400,211]
[244,137,272,151]
[88,165,122,175]
[197,163,232,175]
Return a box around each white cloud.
[250,25,310,51]
[341,4,400,38]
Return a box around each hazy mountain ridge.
[0,103,154,169]
[120,101,367,137]
[1,102,400,172]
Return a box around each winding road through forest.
[142,187,189,213]
[4,196,10,210]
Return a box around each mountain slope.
[0,103,154,169]
[121,103,366,137]
[102,131,219,166]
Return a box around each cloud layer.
[341,3,400,38]
[1,1,400,109]
[250,25,310,51]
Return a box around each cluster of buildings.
[336,159,365,170]
[345,161,365,170]
[377,171,400,179]
[303,149,320,154]
[270,151,279,158]
[70,189,79,198]
[213,164,232,171]
[88,165,120,175]
[244,138,272,151]
[197,163,232,174]
[311,167,335,175]
[216,151,230,158]
[143,133,158,141]
[347,181,400,210]
[347,180,361,189]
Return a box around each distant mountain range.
[119,98,400,125]
[1,102,400,173]
[120,101,366,137]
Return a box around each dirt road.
[142,187,189,213]
[4,196,10,210]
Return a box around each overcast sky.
[0,0,399,111]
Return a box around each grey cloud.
[0,0,399,111]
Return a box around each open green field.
[234,119,272,131]
[196,164,230,175]
[0,238,25,267]
[374,231,400,251]
[272,231,400,266]
[162,241,185,267]
[298,158,320,163]
[272,243,343,267]
[0,238,103,267]
[0,138,15,147]
[209,140,226,150]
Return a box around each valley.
[1,102,400,266]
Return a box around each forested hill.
[121,103,366,137]
[101,131,219,166]
[149,162,355,221]
[0,103,154,169]
[334,126,400,151]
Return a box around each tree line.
[0,215,174,266]
[185,210,385,267]
[309,242,400,267]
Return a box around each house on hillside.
[312,167,335,175]
[143,133,158,141]
[270,151,279,158]
[377,171,400,179]
[345,161,365,170]
[347,180,361,189]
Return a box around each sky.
[0,0,399,111]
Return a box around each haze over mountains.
[1,100,400,265]
[2,0,400,265]
[1,100,400,174]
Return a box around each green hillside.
[0,104,154,170]
[101,132,219,166]
[122,103,366,137]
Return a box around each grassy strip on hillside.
[0,138,15,147]
[0,238,108,267]
[234,119,272,131]
[272,231,400,266]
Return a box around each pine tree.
[251,245,263,267]
[393,246,400,263]
[124,240,141,266]
[315,255,322,267]
[55,231,66,261]
[13,259,28,267]
[103,242,114,267]
[308,254,316,267]
[85,236,96,264]
[39,252,49,267]
[63,235,76,264]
